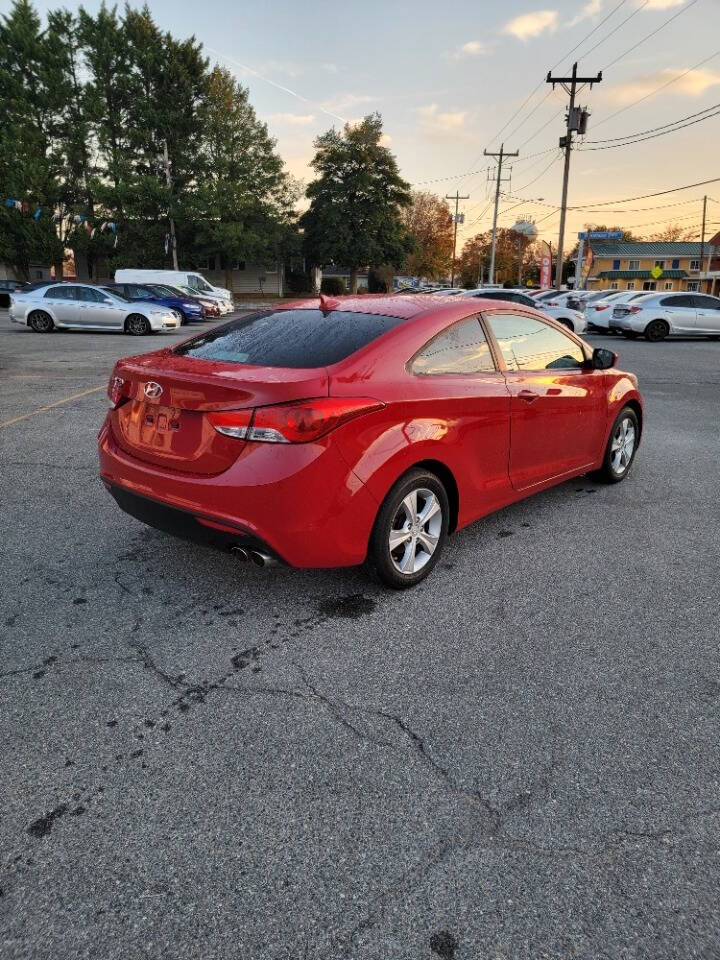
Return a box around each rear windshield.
[174,308,406,368]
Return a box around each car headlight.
[150,309,167,317]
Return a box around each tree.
[0,0,66,277]
[302,114,412,293]
[194,66,298,289]
[649,224,697,242]
[401,191,453,280]
[456,229,533,287]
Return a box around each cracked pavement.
[1,311,719,959]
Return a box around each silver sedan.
[459,287,587,334]
[9,282,181,335]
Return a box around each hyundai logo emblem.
[144,381,163,400]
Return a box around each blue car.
[102,281,205,325]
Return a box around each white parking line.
[0,385,105,428]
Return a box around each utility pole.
[700,194,708,291]
[162,139,179,270]
[546,62,602,289]
[483,144,518,285]
[446,191,469,286]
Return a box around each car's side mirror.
[591,347,617,370]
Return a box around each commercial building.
[583,238,720,295]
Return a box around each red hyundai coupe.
[98,294,643,588]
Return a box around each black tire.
[644,318,669,342]
[28,310,54,333]
[366,468,449,589]
[592,406,640,484]
[175,310,187,326]
[125,313,151,336]
[559,319,574,331]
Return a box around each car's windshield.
[188,274,214,293]
[174,309,407,367]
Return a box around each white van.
[114,269,234,312]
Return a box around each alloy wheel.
[388,487,443,575]
[126,314,150,335]
[610,417,636,475]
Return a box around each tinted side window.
[694,296,720,310]
[411,318,495,375]
[129,284,153,298]
[662,295,693,307]
[45,285,76,300]
[487,313,585,370]
[175,309,407,368]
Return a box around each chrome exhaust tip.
[231,546,249,561]
[249,550,277,568]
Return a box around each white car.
[585,291,648,331]
[114,269,234,311]
[611,291,720,341]
[459,288,587,334]
[9,282,181,335]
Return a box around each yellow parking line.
[0,385,105,428]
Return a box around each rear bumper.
[98,419,379,568]
[106,483,282,559]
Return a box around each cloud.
[266,113,317,126]
[415,103,467,131]
[567,0,603,27]
[503,9,558,41]
[321,93,377,115]
[453,40,488,58]
[644,0,685,8]
[610,67,720,101]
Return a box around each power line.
[482,0,632,152]
[592,49,720,131]
[411,166,491,186]
[578,0,649,65]
[579,105,720,150]
[587,101,720,143]
[503,176,720,212]
[513,152,562,193]
[603,0,701,71]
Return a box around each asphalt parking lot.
[2,308,719,960]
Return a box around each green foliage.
[321,277,345,295]
[0,0,297,280]
[301,115,412,292]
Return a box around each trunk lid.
[109,350,329,475]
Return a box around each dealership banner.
[539,242,552,289]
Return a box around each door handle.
[518,389,539,403]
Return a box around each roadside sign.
[577,230,623,240]
[651,265,663,280]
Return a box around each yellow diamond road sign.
[651,265,663,279]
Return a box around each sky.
[25,0,720,249]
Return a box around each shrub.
[321,276,345,295]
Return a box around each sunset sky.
[31,0,720,249]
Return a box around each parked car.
[585,291,648,332]
[99,294,642,587]
[611,292,720,341]
[172,283,232,315]
[460,288,586,333]
[102,281,204,325]
[114,269,234,312]
[544,290,584,311]
[10,282,181,335]
[149,284,222,318]
[0,279,25,307]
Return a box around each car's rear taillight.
[206,409,253,439]
[208,397,384,444]
[595,305,609,311]
[629,305,643,313]
[108,374,131,409]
